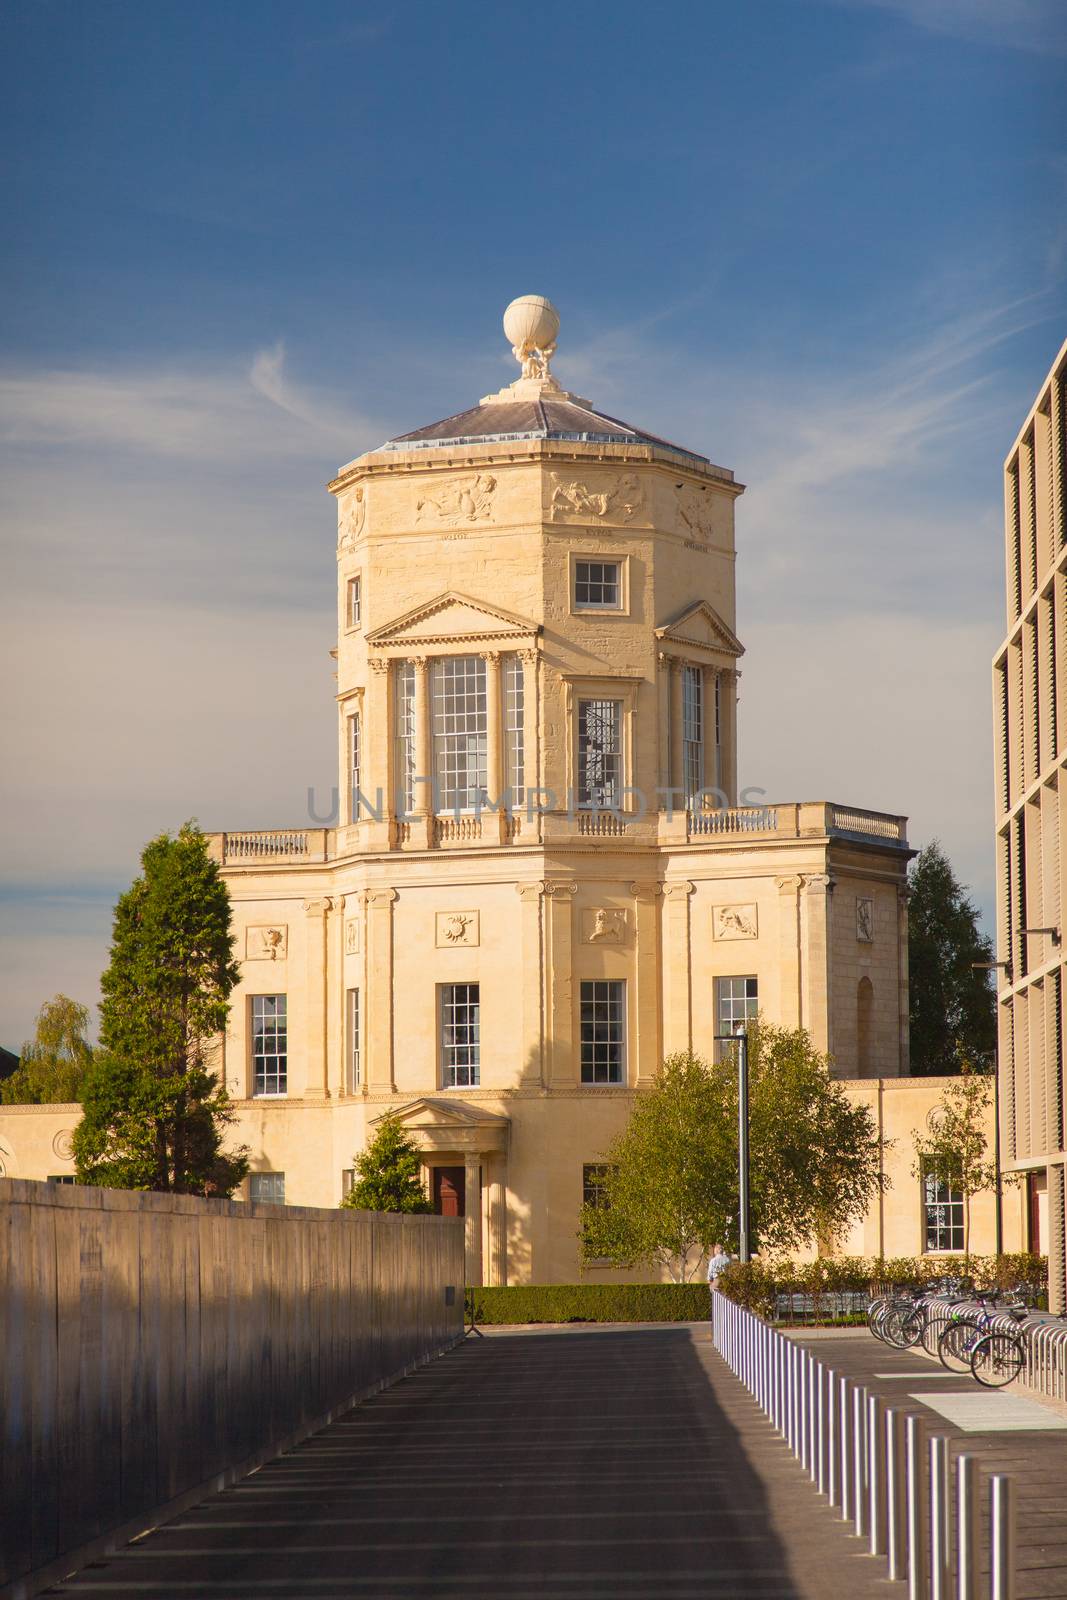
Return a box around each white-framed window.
[580,980,626,1084]
[251,995,287,1096]
[346,575,362,630]
[923,1167,965,1253]
[574,559,622,611]
[433,655,487,811]
[347,987,360,1091]
[47,1174,76,1185]
[577,698,622,808]
[341,1168,356,1200]
[440,982,480,1088]
[582,1163,612,1209]
[348,711,361,822]
[249,1172,285,1204]
[394,660,416,816]
[715,977,757,1060]
[683,664,703,805]
[504,653,525,803]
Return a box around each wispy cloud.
[823,0,1067,54]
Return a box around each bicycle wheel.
[971,1333,1024,1389]
[896,1308,925,1348]
[938,1318,980,1372]
[922,1307,948,1355]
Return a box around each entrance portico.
[375,1098,510,1286]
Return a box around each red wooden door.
[433,1166,466,1217]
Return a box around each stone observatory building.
[206,295,913,1283]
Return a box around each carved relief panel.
[582,907,628,944]
[713,903,758,941]
[547,471,646,524]
[246,925,288,961]
[856,897,874,943]
[415,473,497,525]
[338,486,367,551]
[344,918,361,955]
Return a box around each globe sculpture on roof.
[503,294,560,381]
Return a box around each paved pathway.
[786,1326,1067,1599]
[50,1323,901,1600]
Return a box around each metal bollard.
[905,1413,928,1600]
[990,1474,1016,1600]
[840,1376,853,1524]
[956,1453,979,1600]
[885,1407,907,1581]
[812,1358,823,1487]
[826,1365,838,1505]
[853,1385,869,1539]
[868,1393,887,1557]
[930,1435,951,1600]
[799,1350,809,1471]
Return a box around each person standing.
[706,1243,733,1303]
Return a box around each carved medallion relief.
[52,1129,75,1161]
[436,911,480,948]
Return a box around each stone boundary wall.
[0,1178,464,1599]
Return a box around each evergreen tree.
[580,1029,885,1280]
[0,995,95,1104]
[908,841,996,1075]
[342,1115,433,1213]
[73,822,248,1195]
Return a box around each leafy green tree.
[908,841,996,1075]
[911,1060,1003,1268]
[342,1115,433,1213]
[73,822,248,1195]
[580,1029,885,1280]
[0,995,95,1104]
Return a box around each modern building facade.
[994,337,1067,1311]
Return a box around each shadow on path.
[50,1325,878,1600]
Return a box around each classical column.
[702,667,719,797]
[720,668,739,806]
[897,884,911,1076]
[662,881,694,1055]
[364,888,397,1092]
[464,1152,483,1286]
[802,872,834,1057]
[302,897,332,1099]
[519,649,540,839]
[544,880,577,1086]
[483,650,504,842]
[487,1156,508,1286]
[656,651,671,795]
[516,881,546,1085]
[776,875,803,1031]
[630,882,662,1086]
[669,658,684,796]
[365,659,392,849]
[411,656,431,816]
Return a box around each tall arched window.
[857,977,874,1076]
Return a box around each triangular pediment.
[373,1096,510,1131]
[655,601,744,659]
[365,592,540,649]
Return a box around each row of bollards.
[711,1291,1017,1599]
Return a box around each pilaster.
[519,649,541,840]
[662,880,695,1054]
[544,880,578,1087]
[802,872,834,1057]
[630,881,663,1085]
[364,888,398,1092]
[483,650,506,843]
[516,881,546,1085]
[669,658,684,795]
[302,897,332,1099]
[775,875,803,1030]
[464,1152,483,1287]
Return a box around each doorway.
[433,1165,466,1217]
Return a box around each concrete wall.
[0,1178,463,1599]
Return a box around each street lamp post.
[716,1025,751,1263]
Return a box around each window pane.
[250,1172,285,1204]
[683,664,703,805]
[347,576,362,628]
[394,661,416,816]
[715,977,757,1062]
[574,560,621,609]
[433,656,487,812]
[583,1163,612,1208]
[347,988,360,1092]
[441,982,481,1088]
[504,654,525,803]
[252,995,287,1096]
[349,712,361,822]
[580,980,626,1084]
[923,1168,964,1252]
[578,699,622,808]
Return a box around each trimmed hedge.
[467,1283,710,1324]
[716,1253,1048,1320]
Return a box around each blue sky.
[1,0,1065,1045]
